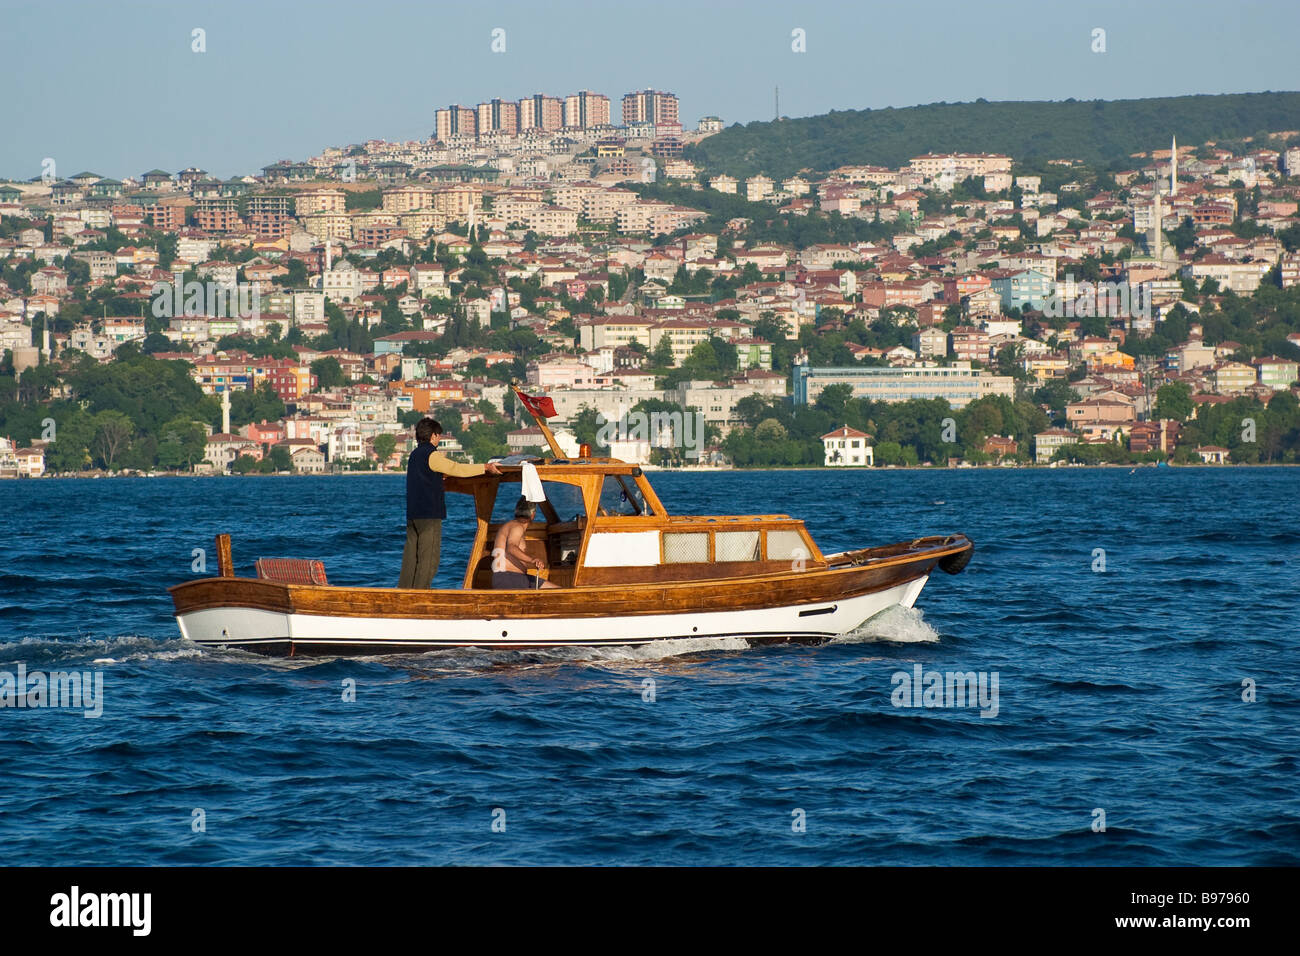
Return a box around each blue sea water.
[0,467,1297,866]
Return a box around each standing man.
[399,417,501,589]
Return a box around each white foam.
[832,605,940,644]
[119,646,205,663]
[245,634,755,673]
[559,635,751,663]
[421,635,753,668]
[2,634,202,668]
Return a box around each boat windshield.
[545,482,587,523]
[491,480,586,525]
[598,475,652,516]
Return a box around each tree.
[462,421,510,462]
[569,406,609,454]
[994,342,1029,380]
[734,394,781,429]
[1167,216,1197,253]
[90,410,133,470]
[873,441,903,466]
[119,433,157,472]
[229,382,285,429]
[140,332,172,354]
[707,336,738,374]
[1034,378,1077,420]
[959,396,1005,448]
[231,454,258,474]
[1155,382,1194,422]
[664,340,724,387]
[373,433,397,464]
[269,444,292,472]
[311,356,346,389]
[17,363,58,403]
[431,408,463,436]
[1079,314,1110,338]
[157,418,206,471]
[648,335,676,369]
[815,383,854,421]
[280,259,308,286]
[68,353,217,436]
[42,406,95,473]
[607,271,629,301]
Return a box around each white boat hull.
[177,576,930,654]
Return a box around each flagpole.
[511,384,564,459]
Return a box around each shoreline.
[9,461,1297,480]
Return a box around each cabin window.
[714,530,759,562]
[489,480,585,525]
[663,532,709,563]
[542,481,586,523]
[598,475,652,516]
[765,529,807,561]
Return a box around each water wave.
[834,605,940,644]
[1,469,1297,865]
[0,634,190,667]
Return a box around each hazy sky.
[4,0,1298,180]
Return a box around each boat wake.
[521,635,753,664]
[387,635,755,672]
[831,605,940,644]
[0,634,203,667]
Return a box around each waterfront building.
[1034,428,1078,463]
[821,426,873,466]
[792,359,1015,409]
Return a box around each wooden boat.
[169,394,973,657]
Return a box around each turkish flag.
[516,390,557,418]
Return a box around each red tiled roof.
[821,426,870,440]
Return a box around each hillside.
[684,92,1300,178]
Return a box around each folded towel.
[521,460,546,503]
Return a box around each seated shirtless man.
[492,498,560,589]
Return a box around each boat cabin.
[445,459,828,589]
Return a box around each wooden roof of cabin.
[443,460,646,495]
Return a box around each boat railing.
[824,535,971,569]
[659,514,796,524]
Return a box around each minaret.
[324,238,332,272]
[1152,190,1163,261]
[221,388,231,435]
[1170,135,1178,197]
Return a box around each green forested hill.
[684,92,1300,178]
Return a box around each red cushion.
[254,558,328,585]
